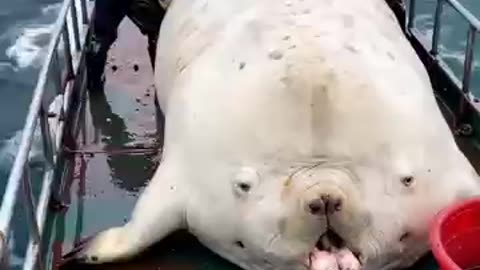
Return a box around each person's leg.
[146,32,159,70]
[127,0,166,70]
[86,0,131,91]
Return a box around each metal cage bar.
[431,0,444,56]
[70,0,82,51]
[80,0,88,23]
[51,52,64,95]
[21,165,41,245]
[462,26,477,94]
[39,105,55,166]
[0,0,92,269]
[407,0,417,29]
[62,24,75,80]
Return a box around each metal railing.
[406,0,480,97]
[0,0,92,269]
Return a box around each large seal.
[65,0,480,269]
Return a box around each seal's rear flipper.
[59,160,186,265]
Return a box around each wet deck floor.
[45,16,480,270]
[45,18,241,270]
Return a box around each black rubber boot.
[86,36,110,92]
[86,0,129,92]
[147,35,157,70]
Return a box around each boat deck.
[45,18,242,270]
[48,15,480,270]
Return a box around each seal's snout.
[292,167,353,218]
[302,181,348,218]
[307,194,343,216]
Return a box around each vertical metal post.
[80,0,88,25]
[62,25,75,80]
[431,0,444,56]
[407,0,417,30]
[52,52,64,94]
[0,232,9,270]
[82,98,87,145]
[70,1,81,51]
[40,105,55,166]
[462,26,477,94]
[21,165,41,244]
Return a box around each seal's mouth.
[315,229,356,253]
[305,229,363,269]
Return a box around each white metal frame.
[0,0,91,269]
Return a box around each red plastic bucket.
[430,196,480,270]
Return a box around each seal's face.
[226,155,480,270]
[225,162,366,270]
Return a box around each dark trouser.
[86,0,165,91]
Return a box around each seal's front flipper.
[60,159,186,265]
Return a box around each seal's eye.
[237,182,251,192]
[401,176,414,187]
[233,167,260,197]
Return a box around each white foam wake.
[6,24,55,69]
[6,0,92,69]
[0,94,63,171]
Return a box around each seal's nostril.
[319,194,343,214]
[308,198,325,215]
[235,240,245,248]
[333,199,342,211]
[399,232,410,242]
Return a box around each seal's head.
[223,161,366,270]
[223,153,480,270]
